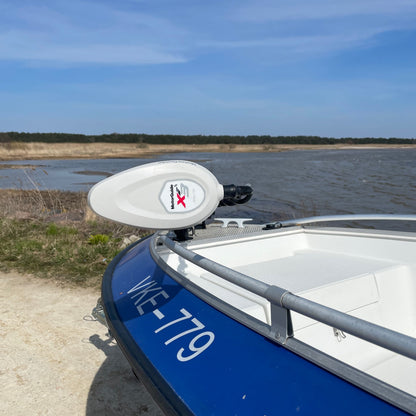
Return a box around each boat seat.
[291,272,380,332]
[292,264,415,335]
[291,264,416,395]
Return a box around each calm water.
[1,149,416,227]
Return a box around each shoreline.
[1,142,416,161]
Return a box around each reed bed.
[0,141,380,161]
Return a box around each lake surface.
[1,149,415,227]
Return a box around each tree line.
[0,131,415,145]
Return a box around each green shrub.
[88,234,110,245]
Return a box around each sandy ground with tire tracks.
[0,272,163,416]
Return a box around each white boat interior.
[157,225,416,397]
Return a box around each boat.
[89,160,416,415]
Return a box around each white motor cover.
[88,160,224,229]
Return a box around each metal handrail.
[269,214,416,228]
[160,234,416,361]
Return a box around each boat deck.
[158,225,416,396]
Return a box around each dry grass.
[0,189,85,220]
[2,141,415,161]
[0,189,146,287]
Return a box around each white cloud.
[202,0,416,61]
[0,0,188,66]
[201,30,380,52]
[0,33,186,65]
[3,0,415,67]
[235,0,416,22]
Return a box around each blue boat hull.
[102,237,408,415]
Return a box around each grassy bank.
[0,189,146,287]
[2,141,415,161]
[0,141,321,160]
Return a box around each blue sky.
[1,0,416,138]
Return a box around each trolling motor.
[174,183,253,241]
[88,161,253,241]
[221,185,253,206]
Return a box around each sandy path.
[0,272,163,416]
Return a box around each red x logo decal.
[176,193,186,208]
